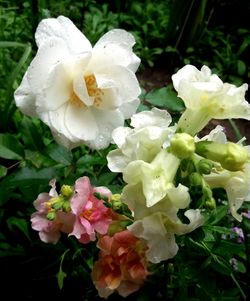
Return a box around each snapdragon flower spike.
[172,65,250,136]
[69,176,113,244]
[14,16,141,149]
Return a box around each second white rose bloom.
[14,16,141,149]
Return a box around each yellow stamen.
[84,74,104,107]
[69,90,86,108]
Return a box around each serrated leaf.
[145,86,185,112]
[0,133,24,160]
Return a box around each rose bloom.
[69,177,113,244]
[14,16,141,149]
[92,230,149,299]
[31,180,74,244]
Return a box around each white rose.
[14,16,141,149]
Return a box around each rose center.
[69,90,86,108]
[84,74,104,107]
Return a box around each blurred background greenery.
[0,0,250,300]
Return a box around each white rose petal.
[14,16,141,150]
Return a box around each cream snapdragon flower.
[107,108,176,172]
[123,149,180,207]
[122,183,204,263]
[204,143,250,222]
[14,16,141,149]
[172,65,250,135]
[198,126,250,221]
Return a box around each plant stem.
[228,119,244,144]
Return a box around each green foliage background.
[0,0,250,300]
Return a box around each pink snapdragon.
[31,180,74,244]
[69,176,113,243]
[92,230,149,299]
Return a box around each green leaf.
[0,243,25,257]
[2,43,32,128]
[237,60,246,76]
[0,166,60,204]
[57,249,69,290]
[46,143,73,166]
[7,217,30,240]
[0,41,28,48]
[211,256,232,276]
[57,267,67,290]
[204,205,228,225]
[0,165,7,178]
[20,116,43,150]
[0,133,24,160]
[203,225,235,236]
[76,154,106,166]
[145,86,185,112]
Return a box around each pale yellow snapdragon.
[172,65,250,135]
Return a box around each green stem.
[228,119,245,144]
[230,273,246,300]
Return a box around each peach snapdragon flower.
[92,230,149,299]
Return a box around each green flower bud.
[52,201,63,210]
[47,210,56,221]
[169,133,195,159]
[108,220,132,236]
[197,159,214,175]
[111,194,122,211]
[205,198,216,209]
[189,172,203,187]
[62,200,71,212]
[60,185,73,198]
[195,141,248,171]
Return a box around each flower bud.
[62,200,71,212]
[111,194,123,211]
[60,185,73,198]
[197,159,214,175]
[195,141,248,171]
[46,210,56,221]
[204,198,216,209]
[52,200,63,210]
[189,172,203,187]
[169,133,195,159]
[108,220,132,236]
